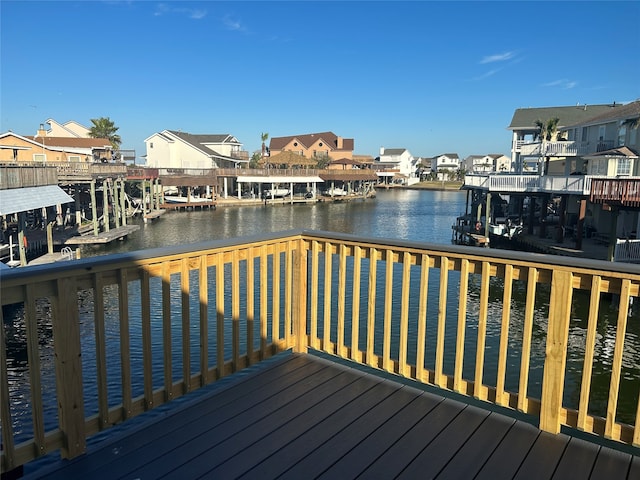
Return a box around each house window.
[591,158,607,175]
[616,158,631,176]
[34,154,46,162]
[69,155,80,162]
[293,142,298,147]
[150,142,153,148]
[618,125,626,147]
[598,126,605,141]
[581,127,588,142]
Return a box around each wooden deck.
[21,353,639,479]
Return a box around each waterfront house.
[0,131,113,163]
[464,100,640,261]
[374,147,418,184]
[431,153,461,180]
[465,154,510,174]
[507,103,614,174]
[144,130,249,170]
[268,131,354,162]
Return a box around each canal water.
[4,189,639,446]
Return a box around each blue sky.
[1,1,639,161]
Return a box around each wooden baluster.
[52,277,86,458]
[540,269,573,434]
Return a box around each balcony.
[463,174,610,195]
[516,140,618,157]
[2,231,639,476]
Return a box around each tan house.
[42,119,91,138]
[269,132,354,161]
[0,132,113,163]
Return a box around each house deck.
[22,353,638,480]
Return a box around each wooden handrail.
[1,230,639,473]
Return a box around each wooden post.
[113,180,121,228]
[608,207,619,262]
[47,221,54,254]
[17,230,27,266]
[52,277,86,458]
[484,193,491,239]
[293,238,308,353]
[575,199,586,250]
[539,269,573,434]
[102,179,110,233]
[120,179,127,226]
[90,180,98,236]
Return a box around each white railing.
[614,239,640,263]
[462,175,489,188]
[518,141,585,157]
[540,176,587,194]
[489,175,540,192]
[464,174,613,195]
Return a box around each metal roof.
[0,185,74,215]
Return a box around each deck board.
[23,353,639,480]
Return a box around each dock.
[23,353,638,479]
[63,225,140,245]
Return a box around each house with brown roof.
[268,132,354,162]
[0,131,113,163]
[144,130,248,169]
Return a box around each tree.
[89,117,122,150]
[249,152,261,169]
[261,132,269,161]
[534,117,559,176]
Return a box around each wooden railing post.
[539,270,573,434]
[52,278,86,458]
[293,238,308,353]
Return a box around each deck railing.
[1,231,639,473]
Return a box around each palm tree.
[534,117,559,176]
[89,117,122,150]
[261,132,269,161]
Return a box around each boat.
[262,189,290,199]
[322,187,348,196]
[163,195,213,204]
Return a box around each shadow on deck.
[23,353,639,480]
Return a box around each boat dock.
[63,224,140,245]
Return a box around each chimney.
[380,146,385,156]
[37,123,47,137]
[337,136,343,149]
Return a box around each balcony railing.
[464,174,610,195]
[1,231,639,473]
[591,177,640,207]
[516,140,618,157]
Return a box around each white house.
[431,153,460,180]
[465,154,510,173]
[374,147,418,183]
[42,119,91,138]
[144,130,248,170]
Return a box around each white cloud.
[471,69,500,81]
[480,52,514,64]
[542,79,577,89]
[153,3,207,19]
[223,14,248,33]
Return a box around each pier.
[1,230,638,478]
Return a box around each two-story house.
[0,131,113,163]
[463,100,640,261]
[144,130,248,170]
[268,132,354,162]
[507,104,614,174]
[465,154,510,174]
[374,147,417,184]
[431,153,460,180]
